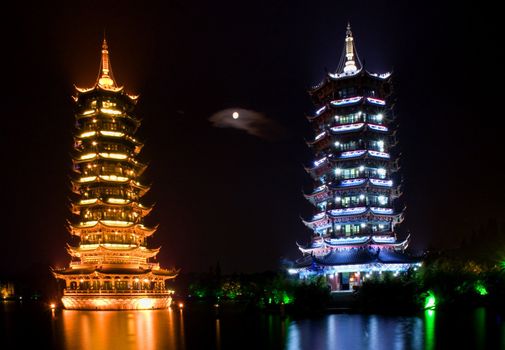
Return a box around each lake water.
[1,301,504,349]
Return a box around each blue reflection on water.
[286,314,424,350]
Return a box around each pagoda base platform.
[61,292,172,310]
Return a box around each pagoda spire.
[97,37,116,89]
[343,22,359,74]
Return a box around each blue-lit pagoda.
[290,25,420,291]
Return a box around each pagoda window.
[339,168,360,179]
[102,122,118,131]
[364,88,376,97]
[341,196,361,208]
[90,100,97,108]
[338,87,357,98]
[367,113,384,124]
[343,224,361,236]
[103,143,120,151]
[369,140,385,151]
[339,140,359,151]
[102,100,116,108]
[371,168,387,179]
[336,112,363,125]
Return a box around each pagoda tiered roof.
[52,265,179,279]
[71,198,153,215]
[302,209,403,230]
[297,234,410,253]
[294,245,419,270]
[68,220,157,237]
[66,243,160,259]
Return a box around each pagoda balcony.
[64,289,172,295]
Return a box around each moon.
[232,111,239,119]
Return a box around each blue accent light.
[331,123,364,132]
[340,150,366,158]
[370,179,393,187]
[370,207,394,214]
[368,124,388,132]
[340,178,366,187]
[330,207,367,216]
[367,97,386,105]
[331,96,363,106]
[368,150,390,158]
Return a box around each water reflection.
[60,309,186,350]
[20,304,500,350]
[215,318,221,350]
[424,309,435,350]
[474,308,485,350]
[286,314,424,350]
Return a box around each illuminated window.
[337,112,363,125]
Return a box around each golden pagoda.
[53,39,178,310]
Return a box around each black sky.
[2,1,503,275]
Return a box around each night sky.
[2,1,502,276]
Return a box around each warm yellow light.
[100,108,122,115]
[80,131,96,138]
[101,220,133,226]
[82,110,95,115]
[178,302,184,309]
[137,298,156,309]
[79,176,96,183]
[99,152,128,160]
[80,153,97,160]
[108,198,129,204]
[99,175,129,182]
[93,299,110,307]
[100,130,124,137]
[80,221,98,227]
[50,303,56,309]
[80,198,98,205]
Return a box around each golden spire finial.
[97,36,116,89]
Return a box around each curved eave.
[71,177,150,189]
[71,199,153,211]
[328,69,392,82]
[301,215,330,229]
[152,268,180,279]
[68,244,160,257]
[72,153,132,164]
[74,83,125,94]
[296,240,324,253]
[69,221,157,234]
[53,267,177,279]
[331,179,395,190]
[73,85,139,110]
[328,209,400,220]
[74,133,143,147]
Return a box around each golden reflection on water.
[215,318,221,350]
[60,309,186,350]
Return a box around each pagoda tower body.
[291,25,420,291]
[53,39,178,310]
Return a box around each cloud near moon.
[209,108,285,140]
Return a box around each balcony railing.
[64,289,172,295]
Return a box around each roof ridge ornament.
[97,36,117,89]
